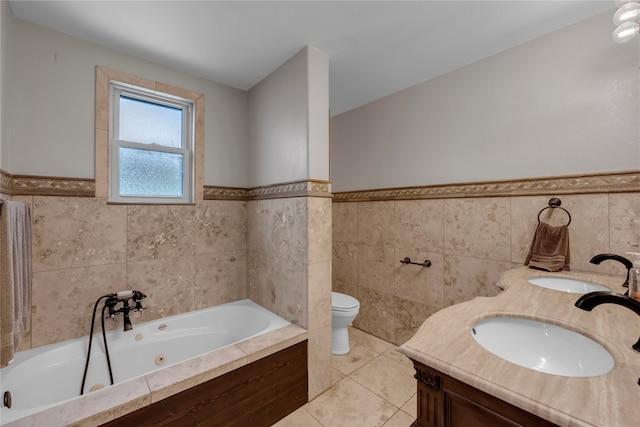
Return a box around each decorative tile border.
[248,180,332,200]
[1,171,95,197]
[332,171,640,202]
[0,170,332,200]
[202,186,249,200]
[0,171,11,195]
[3,170,639,202]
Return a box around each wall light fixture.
[613,0,640,43]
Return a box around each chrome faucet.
[575,291,640,352]
[590,253,633,290]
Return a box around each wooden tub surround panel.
[102,341,308,427]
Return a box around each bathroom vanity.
[399,267,640,427]
[411,361,556,427]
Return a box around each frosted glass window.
[119,96,183,148]
[119,147,184,196]
[110,83,193,204]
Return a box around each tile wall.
[247,195,333,399]
[333,192,640,346]
[11,195,247,349]
[1,176,333,400]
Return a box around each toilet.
[331,292,360,355]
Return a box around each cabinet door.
[411,360,558,427]
[445,388,529,427]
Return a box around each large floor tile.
[382,409,415,427]
[349,355,416,408]
[401,393,417,418]
[350,326,395,354]
[331,342,380,375]
[332,367,346,385]
[305,377,397,427]
[271,406,323,427]
[381,346,414,369]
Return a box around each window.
[109,83,194,203]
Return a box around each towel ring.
[537,197,571,226]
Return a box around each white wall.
[4,15,250,187]
[248,46,329,187]
[330,11,640,192]
[0,0,8,171]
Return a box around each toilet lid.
[332,292,359,311]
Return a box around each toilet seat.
[332,292,360,312]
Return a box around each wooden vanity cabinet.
[411,360,559,427]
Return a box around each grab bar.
[400,257,431,267]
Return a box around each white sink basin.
[528,276,609,294]
[471,317,614,377]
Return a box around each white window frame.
[109,82,194,204]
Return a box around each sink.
[528,276,609,294]
[471,317,614,377]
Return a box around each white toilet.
[331,292,360,355]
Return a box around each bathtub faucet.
[105,290,147,332]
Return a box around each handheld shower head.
[133,291,147,302]
[132,291,147,311]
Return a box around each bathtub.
[0,299,295,425]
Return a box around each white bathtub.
[0,299,291,425]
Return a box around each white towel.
[1,200,32,367]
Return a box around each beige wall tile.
[356,244,395,294]
[247,251,276,310]
[31,264,127,346]
[332,202,357,243]
[271,197,308,263]
[559,194,609,272]
[307,261,331,331]
[32,197,127,272]
[308,197,332,263]
[395,199,444,252]
[247,251,308,327]
[127,205,196,261]
[196,200,247,254]
[195,251,247,309]
[394,249,443,309]
[443,255,508,306]
[332,242,357,296]
[307,324,333,399]
[394,297,439,345]
[246,199,270,253]
[126,256,196,320]
[444,197,511,261]
[610,193,640,276]
[354,287,396,343]
[357,201,395,247]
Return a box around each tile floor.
[273,327,417,427]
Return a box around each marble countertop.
[398,267,640,427]
[5,324,307,427]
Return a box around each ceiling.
[8,1,613,116]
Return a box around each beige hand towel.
[1,200,32,367]
[524,222,570,272]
